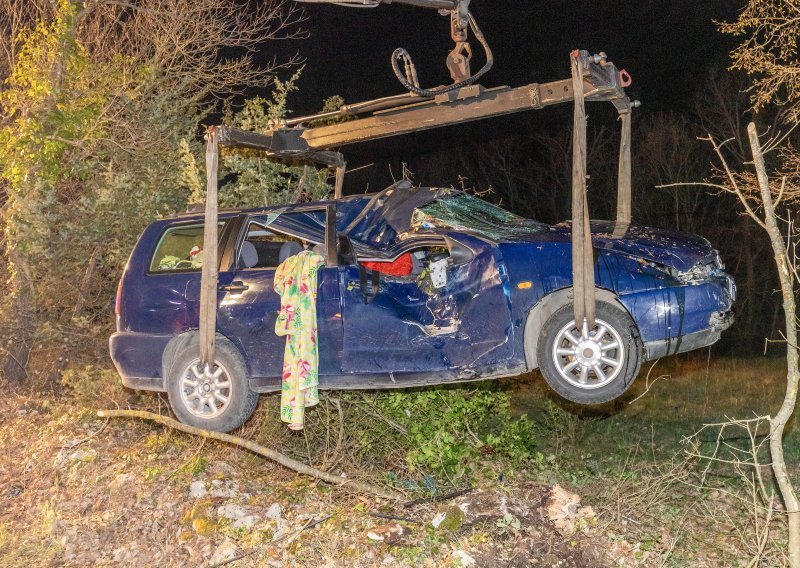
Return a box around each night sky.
[266,0,743,192]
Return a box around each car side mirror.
[337,235,356,266]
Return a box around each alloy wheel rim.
[551,318,625,390]
[180,359,233,419]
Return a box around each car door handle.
[219,281,249,294]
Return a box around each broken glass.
[412,193,547,241]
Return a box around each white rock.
[217,504,261,530]
[431,511,447,529]
[452,550,476,567]
[209,539,239,565]
[52,450,68,468]
[265,503,282,520]
[53,447,96,468]
[189,480,207,499]
[210,479,241,498]
[272,519,290,540]
[69,448,97,462]
[110,473,135,490]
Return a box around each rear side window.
[149,222,222,273]
[238,210,328,270]
[239,222,304,270]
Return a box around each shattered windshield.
[412,193,547,241]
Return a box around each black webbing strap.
[358,265,381,304]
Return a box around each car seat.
[240,240,259,268]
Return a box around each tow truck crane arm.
[196,2,639,370]
[222,51,630,152]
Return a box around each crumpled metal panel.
[550,221,716,272]
[340,233,514,374]
[337,183,444,251]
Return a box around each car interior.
[361,247,450,279]
[238,222,323,270]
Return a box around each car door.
[339,233,515,374]
[145,217,234,335]
[214,208,342,383]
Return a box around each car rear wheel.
[537,301,642,404]
[166,338,258,433]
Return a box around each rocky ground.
[0,391,654,567]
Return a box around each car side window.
[238,221,309,270]
[150,223,209,273]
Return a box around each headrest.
[279,241,303,264]
[240,240,258,268]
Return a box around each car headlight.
[674,262,716,284]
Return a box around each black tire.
[536,301,642,405]
[166,336,258,432]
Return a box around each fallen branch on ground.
[97,409,403,501]
[403,487,474,508]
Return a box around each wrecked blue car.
[110,184,735,431]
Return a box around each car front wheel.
[166,338,258,432]
[536,301,642,404]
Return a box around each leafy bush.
[255,382,539,489]
[375,384,538,480]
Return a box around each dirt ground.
[0,354,791,567]
[0,390,657,567]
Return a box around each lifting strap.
[616,108,632,226]
[199,127,220,368]
[358,265,381,304]
[570,50,596,329]
[334,163,346,199]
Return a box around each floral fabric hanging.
[273,249,326,430]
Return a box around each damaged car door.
[214,209,342,383]
[339,234,514,376]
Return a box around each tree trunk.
[748,122,800,567]
[1,322,31,382]
[1,248,34,383]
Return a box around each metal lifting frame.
[197,49,637,368]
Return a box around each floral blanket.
[273,249,326,430]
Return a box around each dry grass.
[510,351,792,567]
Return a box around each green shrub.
[254,382,538,490]
[377,384,538,480]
